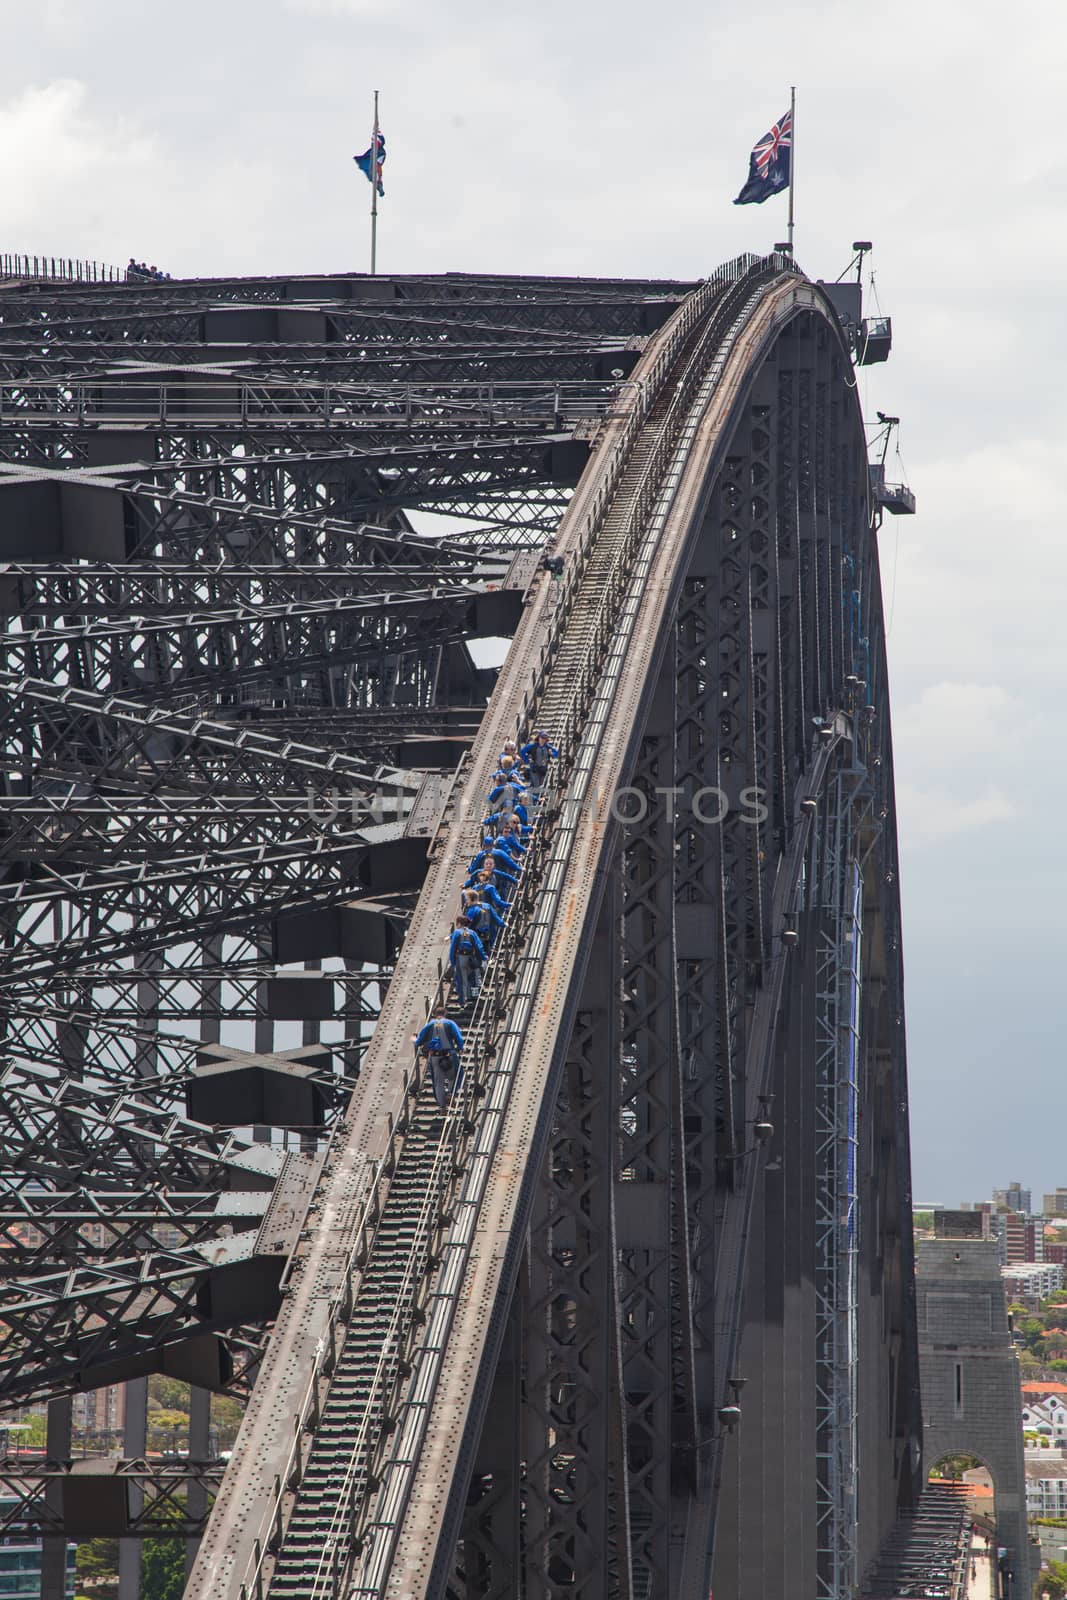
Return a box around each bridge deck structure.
[0,256,920,1600]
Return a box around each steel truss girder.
[0,375,618,429]
[0,671,420,794]
[2,428,582,528]
[460,884,634,1600]
[0,587,489,701]
[183,257,782,1600]
[0,1057,271,1179]
[809,768,867,1600]
[0,1056,341,1189]
[0,263,920,1599]
[0,270,693,303]
[0,1458,226,1539]
[0,975,375,1099]
[0,830,373,979]
[705,318,919,1600]
[105,470,554,559]
[0,341,639,386]
[0,265,664,1436]
[0,561,492,614]
[0,286,689,349]
[0,1188,270,1266]
[0,1250,273,1401]
[616,658,699,1595]
[415,299,918,1600]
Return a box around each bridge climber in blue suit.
[520,732,558,792]
[489,754,522,787]
[463,896,504,949]
[471,867,511,913]
[413,1006,465,1109]
[486,777,523,817]
[449,920,486,1007]
[464,857,518,898]
[467,833,521,883]
[495,741,530,785]
[496,818,526,858]
[484,795,531,835]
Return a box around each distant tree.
[76,1536,119,1599]
[20,1411,47,1448]
[931,1453,982,1480]
[1019,1351,1043,1376]
[148,1376,190,1411]
[146,1407,189,1452]
[141,1535,184,1600]
[211,1394,245,1452]
[913,1211,934,1231]
[142,1502,185,1600]
[1039,1557,1067,1598]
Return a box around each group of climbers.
[414,730,560,1108]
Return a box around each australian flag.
[354,131,386,197]
[734,109,791,206]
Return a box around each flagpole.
[370,89,380,276]
[787,84,796,254]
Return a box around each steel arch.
[0,258,919,1600]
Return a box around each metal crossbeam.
[0,1458,227,1538]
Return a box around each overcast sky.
[3,0,1064,1208]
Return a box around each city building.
[1022,1382,1067,1402]
[1046,1243,1067,1266]
[0,1497,76,1597]
[1044,1190,1067,1218]
[1026,1453,1067,1519]
[993,1211,1046,1266]
[1022,1396,1067,1446]
[72,1381,126,1446]
[1002,1261,1063,1304]
[994,1182,1032,1215]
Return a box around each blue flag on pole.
[734,109,791,206]
[354,131,386,196]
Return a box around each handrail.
[0,377,636,429]
[0,253,124,284]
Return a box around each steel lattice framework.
[0,259,921,1600]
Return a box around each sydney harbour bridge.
[0,253,924,1598]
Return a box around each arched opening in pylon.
[927,1452,999,1590]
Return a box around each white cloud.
[283,0,383,10]
[893,682,1033,770]
[0,80,156,248]
[895,780,1017,849]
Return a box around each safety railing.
[0,377,632,429]
[0,253,124,284]
[232,251,796,1600]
